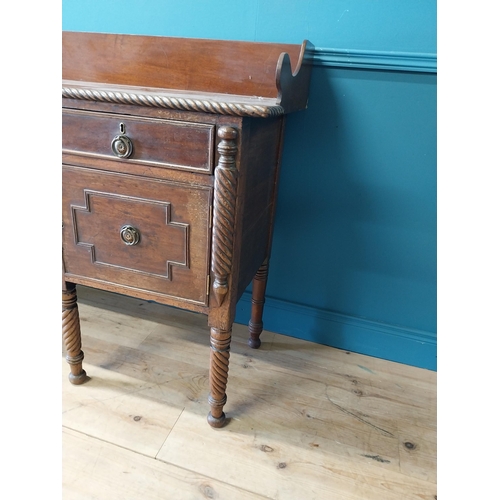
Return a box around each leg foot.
[247,330,262,349]
[68,371,87,385]
[207,406,227,428]
[248,261,268,349]
[63,284,87,385]
[208,327,231,427]
[67,351,87,385]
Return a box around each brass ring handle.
[120,225,140,246]
[111,134,133,158]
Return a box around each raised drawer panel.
[62,165,212,305]
[62,109,215,173]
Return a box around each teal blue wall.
[63,1,437,370]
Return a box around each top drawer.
[62,109,215,174]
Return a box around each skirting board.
[235,291,437,371]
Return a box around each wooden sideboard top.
[62,31,314,117]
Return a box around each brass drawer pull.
[111,134,133,158]
[120,225,140,246]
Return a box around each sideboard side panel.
[236,117,284,299]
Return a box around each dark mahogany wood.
[63,108,216,174]
[207,327,232,427]
[62,32,312,427]
[62,282,87,385]
[63,166,212,306]
[62,32,313,110]
[248,260,270,349]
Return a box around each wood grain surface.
[62,286,436,500]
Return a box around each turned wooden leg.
[62,284,87,385]
[207,327,231,428]
[248,260,269,349]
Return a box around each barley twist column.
[207,327,231,428]
[211,126,238,307]
[62,284,87,385]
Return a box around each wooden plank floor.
[62,286,437,500]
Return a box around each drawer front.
[63,166,212,305]
[62,109,215,174]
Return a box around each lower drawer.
[62,165,212,306]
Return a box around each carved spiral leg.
[207,327,231,428]
[248,261,269,349]
[62,285,87,385]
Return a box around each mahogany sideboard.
[62,31,313,427]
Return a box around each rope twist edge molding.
[62,86,285,118]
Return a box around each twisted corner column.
[62,284,87,385]
[211,126,238,307]
[207,327,232,428]
[248,260,269,349]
